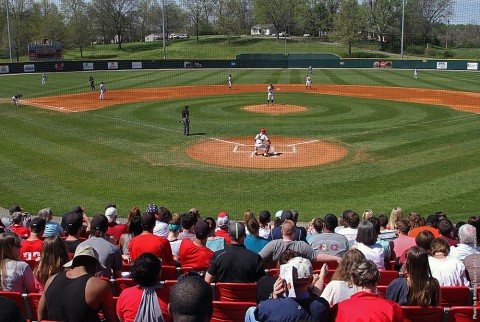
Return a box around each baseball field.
[1,68,479,222]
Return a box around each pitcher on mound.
[253,128,271,157]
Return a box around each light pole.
[445,19,450,49]
[161,0,166,60]
[400,0,405,59]
[6,0,13,62]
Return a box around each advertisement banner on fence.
[437,62,448,69]
[467,62,478,70]
[373,61,392,68]
[83,63,94,70]
[0,65,9,74]
[132,62,142,69]
[24,64,35,72]
[55,63,64,71]
[108,62,118,69]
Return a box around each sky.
[450,0,480,24]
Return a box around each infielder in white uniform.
[99,82,106,100]
[414,68,418,79]
[306,75,312,89]
[42,73,47,85]
[228,74,232,89]
[253,128,271,157]
[267,84,274,105]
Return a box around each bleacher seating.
[440,286,472,307]
[215,282,256,302]
[447,306,480,322]
[27,292,42,321]
[378,270,399,286]
[401,306,445,322]
[0,291,29,318]
[211,301,256,322]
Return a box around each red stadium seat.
[447,306,479,322]
[266,268,279,277]
[122,262,131,272]
[211,301,256,322]
[0,291,28,318]
[378,270,399,286]
[179,266,194,275]
[215,283,256,302]
[161,265,178,281]
[377,285,388,299]
[27,293,42,321]
[440,286,471,307]
[114,278,135,295]
[401,306,444,322]
[312,260,339,271]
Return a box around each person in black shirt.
[89,76,95,90]
[181,105,190,136]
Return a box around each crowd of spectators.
[0,203,479,321]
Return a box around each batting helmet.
[260,128,266,133]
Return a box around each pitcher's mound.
[187,136,348,169]
[242,104,308,115]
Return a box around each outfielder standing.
[253,128,271,157]
[181,105,190,136]
[414,68,419,79]
[42,73,47,85]
[99,82,106,99]
[267,84,274,105]
[228,74,232,90]
[306,75,312,89]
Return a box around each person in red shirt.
[104,206,128,243]
[9,212,31,239]
[128,212,175,265]
[331,259,403,322]
[179,220,214,271]
[215,213,231,244]
[20,217,46,269]
[408,214,440,238]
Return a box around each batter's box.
[232,144,297,157]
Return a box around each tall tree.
[182,0,205,41]
[408,0,453,43]
[134,0,161,41]
[215,0,242,42]
[8,0,35,61]
[297,0,329,36]
[30,0,66,44]
[253,0,296,39]
[60,0,92,58]
[333,0,365,57]
[364,0,402,51]
[91,0,138,49]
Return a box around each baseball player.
[308,65,313,74]
[306,75,312,89]
[99,82,106,99]
[253,128,271,157]
[228,74,232,90]
[12,94,22,108]
[267,84,274,105]
[89,76,95,90]
[181,105,190,136]
[42,73,47,85]
[414,68,419,79]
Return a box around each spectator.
[214,212,231,244]
[179,220,214,271]
[119,216,143,262]
[205,222,265,283]
[391,219,416,259]
[438,218,459,247]
[116,253,169,322]
[386,246,440,306]
[291,210,308,240]
[271,210,282,230]
[428,238,469,286]
[154,207,173,238]
[306,218,319,240]
[254,257,330,322]
[387,207,403,230]
[464,251,480,285]
[309,213,349,257]
[128,212,175,265]
[408,214,440,238]
[178,212,198,241]
[352,220,385,270]
[378,214,396,241]
[336,211,360,246]
[330,260,403,322]
[19,217,46,269]
[450,224,479,261]
[0,296,26,322]
[33,235,70,292]
[362,209,374,221]
[0,232,36,293]
[268,210,307,242]
[467,216,480,241]
[60,206,90,236]
[320,249,366,306]
[398,229,435,268]
[38,246,116,322]
[204,216,226,252]
[37,208,64,237]
[9,212,30,239]
[244,218,269,253]
[64,212,86,254]
[167,213,183,261]
[258,210,271,239]
[168,276,213,322]
[77,215,123,278]
[368,217,392,262]
[105,206,128,243]
[243,210,255,235]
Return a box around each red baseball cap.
[260,128,266,133]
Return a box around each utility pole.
[162,0,166,60]
[6,0,13,62]
[400,0,405,59]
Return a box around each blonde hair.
[388,207,403,230]
[362,209,374,221]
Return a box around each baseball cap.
[10,212,23,224]
[64,245,106,272]
[90,215,108,232]
[194,220,210,239]
[281,210,293,222]
[228,222,246,239]
[9,205,23,215]
[146,204,159,217]
[30,217,46,230]
[70,206,85,214]
[104,207,117,223]
[217,216,230,229]
[260,128,266,133]
[217,211,228,218]
[66,213,84,231]
[288,257,313,280]
[275,210,283,219]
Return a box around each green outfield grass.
[1,68,479,222]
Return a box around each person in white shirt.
[351,221,385,270]
[449,224,479,261]
[429,238,469,286]
[258,210,271,239]
[336,211,360,246]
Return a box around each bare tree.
[408,0,453,43]
[364,0,402,51]
[333,0,365,57]
[253,0,296,39]
[60,0,91,57]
